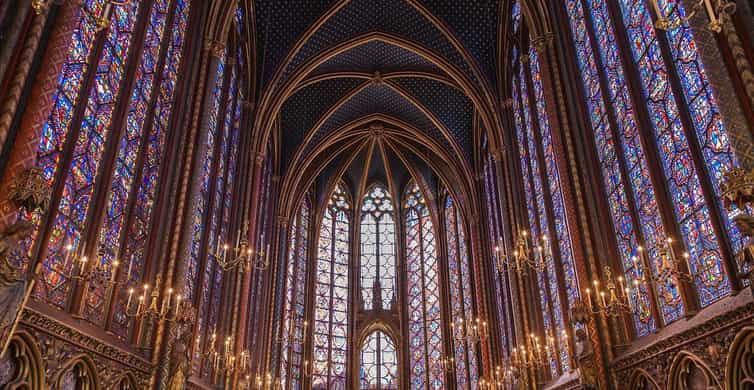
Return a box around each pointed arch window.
[443,195,479,387]
[482,148,512,358]
[563,0,741,333]
[511,42,572,373]
[279,195,311,389]
[360,184,397,311]
[360,330,398,389]
[22,0,191,336]
[187,38,245,378]
[403,181,445,389]
[313,183,351,389]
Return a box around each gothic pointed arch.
[726,326,754,390]
[0,332,45,390]
[628,369,660,390]
[55,355,99,390]
[668,351,722,390]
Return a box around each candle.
[600,291,607,307]
[222,243,228,264]
[585,288,592,308]
[683,252,692,274]
[76,255,88,277]
[111,259,119,283]
[617,276,625,299]
[127,288,134,311]
[64,244,74,272]
[126,253,134,281]
[164,288,173,314]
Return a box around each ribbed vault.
[228,0,555,221]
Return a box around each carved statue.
[574,327,598,389]
[167,305,195,390]
[0,221,34,357]
[0,167,49,356]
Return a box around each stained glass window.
[110,0,192,338]
[313,184,350,390]
[561,0,739,332]
[360,331,398,389]
[482,153,510,356]
[25,0,192,325]
[563,0,674,331]
[404,181,445,389]
[360,185,396,311]
[280,197,311,389]
[30,0,141,307]
[512,44,570,373]
[444,195,479,387]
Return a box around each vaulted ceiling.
[232,0,527,215]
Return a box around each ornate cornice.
[611,300,754,371]
[20,307,152,373]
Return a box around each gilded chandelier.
[215,223,270,271]
[495,230,547,276]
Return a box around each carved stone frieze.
[17,307,152,388]
[611,301,754,388]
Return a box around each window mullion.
[102,0,184,333]
[30,3,130,306]
[644,0,740,293]
[604,0,702,315]
[574,0,663,333]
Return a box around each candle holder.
[649,0,735,33]
[200,332,250,376]
[582,266,634,319]
[124,275,185,322]
[49,244,123,292]
[441,355,455,373]
[633,238,695,288]
[495,231,547,276]
[215,223,271,271]
[251,372,278,390]
[451,316,487,345]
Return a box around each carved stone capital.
[8,167,49,214]
[205,39,225,58]
[491,149,504,162]
[255,153,267,166]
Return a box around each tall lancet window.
[280,196,311,389]
[360,330,398,389]
[563,0,740,332]
[360,185,396,311]
[404,181,444,389]
[313,184,350,389]
[444,195,479,387]
[23,0,191,335]
[512,42,571,373]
